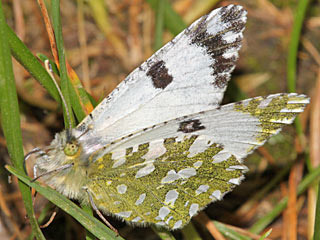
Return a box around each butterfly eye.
[64,142,80,157]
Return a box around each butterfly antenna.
[44,60,72,136]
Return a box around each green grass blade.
[6,165,122,240]
[181,223,202,240]
[146,0,186,35]
[67,79,87,122]
[287,0,310,93]
[0,1,45,239]
[151,226,176,240]
[5,24,61,104]
[258,229,272,240]
[286,0,310,146]
[214,221,251,240]
[37,53,60,76]
[154,0,165,51]
[314,185,320,240]
[51,0,75,128]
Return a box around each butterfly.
[30,4,309,232]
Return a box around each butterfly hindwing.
[86,93,308,229]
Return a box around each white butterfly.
[31,5,308,231]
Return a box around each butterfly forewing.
[77,5,247,144]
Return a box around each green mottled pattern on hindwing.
[234,95,306,143]
[87,135,245,229]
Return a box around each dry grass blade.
[195,212,226,240]
[37,0,59,65]
[288,164,298,240]
[308,68,320,238]
[77,0,91,93]
[37,0,93,115]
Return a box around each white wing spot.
[135,193,146,205]
[193,161,203,168]
[113,201,121,205]
[112,157,126,168]
[165,216,173,225]
[195,185,210,195]
[178,167,197,179]
[115,211,132,218]
[222,48,239,59]
[228,176,244,185]
[184,201,189,207]
[161,168,196,183]
[226,165,248,171]
[212,152,232,163]
[165,189,179,206]
[155,206,170,220]
[161,170,180,183]
[156,221,166,226]
[189,203,199,217]
[135,163,155,178]
[132,217,141,222]
[173,220,183,229]
[210,190,222,200]
[117,184,127,194]
[143,140,167,160]
[222,31,243,44]
[106,181,112,185]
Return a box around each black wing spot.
[146,60,173,89]
[178,119,205,133]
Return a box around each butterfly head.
[63,136,81,157]
[33,129,89,199]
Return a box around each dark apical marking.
[220,5,245,24]
[146,60,173,89]
[178,119,205,133]
[214,75,229,89]
[89,113,93,119]
[187,5,245,89]
[128,133,133,137]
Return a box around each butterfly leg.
[31,163,74,182]
[84,187,119,236]
[24,147,46,176]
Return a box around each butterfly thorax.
[35,129,91,202]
